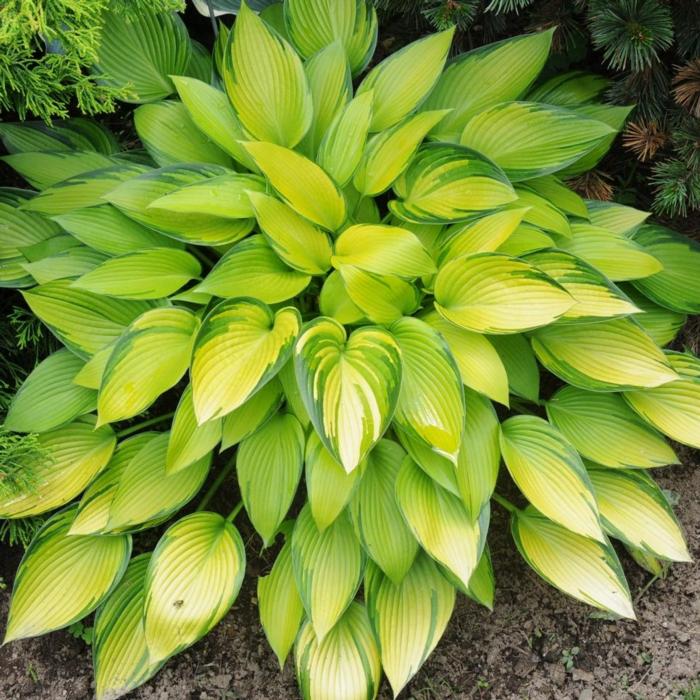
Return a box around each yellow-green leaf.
[98,307,199,425]
[294,318,402,472]
[391,316,465,462]
[306,431,364,533]
[224,2,312,147]
[0,417,115,519]
[349,439,419,584]
[587,468,690,562]
[247,191,333,275]
[396,456,487,589]
[258,536,304,669]
[197,236,311,302]
[295,602,381,700]
[357,28,454,131]
[531,318,678,391]
[238,413,304,545]
[243,141,346,230]
[4,349,96,433]
[499,415,604,541]
[546,385,677,469]
[365,554,455,697]
[144,512,246,663]
[512,506,635,619]
[4,507,131,642]
[192,298,300,423]
[292,505,364,641]
[488,333,540,402]
[434,253,573,334]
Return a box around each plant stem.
[492,492,518,513]
[227,500,244,522]
[205,0,218,37]
[116,412,175,439]
[196,455,237,512]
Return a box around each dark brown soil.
[1,448,698,700]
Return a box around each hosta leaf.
[488,334,540,402]
[70,433,156,536]
[302,43,352,156]
[93,554,161,700]
[317,91,374,187]
[621,286,686,347]
[349,439,419,584]
[434,253,573,334]
[526,175,588,218]
[243,141,346,230]
[22,162,150,215]
[144,512,246,663]
[4,349,96,433]
[338,265,420,324]
[624,351,700,449]
[499,415,604,541]
[546,385,677,469]
[559,223,662,281]
[527,70,609,105]
[224,3,312,147]
[105,164,254,247]
[258,536,304,669]
[395,427,459,497]
[423,312,509,405]
[332,224,435,278]
[0,417,116,519]
[171,76,253,168]
[247,191,333,275]
[191,298,300,422]
[531,318,678,391]
[460,102,613,181]
[285,0,378,75]
[0,119,117,154]
[73,248,200,300]
[585,200,649,235]
[631,225,700,313]
[134,101,231,168]
[97,307,198,425]
[220,378,284,450]
[104,432,210,533]
[295,602,381,700]
[294,318,402,472]
[391,317,465,462]
[512,507,635,619]
[166,384,222,474]
[456,389,501,519]
[95,10,191,102]
[357,27,453,131]
[396,456,487,589]
[352,110,449,196]
[60,206,173,256]
[509,187,570,237]
[438,208,528,261]
[319,272,367,326]
[279,359,311,429]
[148,173,266,219]
[491,226,555,257]
[197,236,311,302]
[292,505,364,641]
[422,30,554,141]
[365,554,455,697]
[524,250,640,321]
[22,246,107,285]
[587,468,690,562]
[2,150,121,191]
[306,432,363,533]
[465,547,495,610]
[238,413,304,545]
[4,507,131,643]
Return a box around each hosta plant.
[1,1,699,698]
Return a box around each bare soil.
[1,447,698,700]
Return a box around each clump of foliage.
[1,1,699,699]
[0,0,186,121]
[373,0,700,216]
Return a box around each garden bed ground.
[0,450,698,700]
